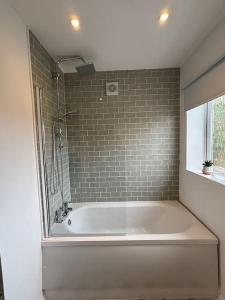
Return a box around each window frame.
[205,101,213,162]
[186,94,225,183]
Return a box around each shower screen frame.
[34,86,50,237]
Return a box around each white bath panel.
[43,202,218,300]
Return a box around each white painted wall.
[0,0,43,299]
[180,16,225,299]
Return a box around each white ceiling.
[9,0,225,72]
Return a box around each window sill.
[187,169,225,187]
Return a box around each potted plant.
[202,160,213,175]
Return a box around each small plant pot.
[202,166,213,175]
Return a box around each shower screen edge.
[35,86,50,237]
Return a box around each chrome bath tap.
[54,202,72,223]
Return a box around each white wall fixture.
[70,15,80,31]
[106,82,119,96]
[159,9,169,25]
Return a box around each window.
[186,94,225,182]
[208,95,225,169]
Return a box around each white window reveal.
[186,94,225,184]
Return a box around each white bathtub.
[51,200,216,241]
[44,201,218,300]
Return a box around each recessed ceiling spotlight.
[70,16,80,31]
[159,10,169,24]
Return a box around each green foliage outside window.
[212,95,225,169]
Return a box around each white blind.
[184,57,225,111]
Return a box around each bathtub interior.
[51,202,129,236]
[50,201,192,237]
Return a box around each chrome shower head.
[56,55,95,76]
[75,62,95,76]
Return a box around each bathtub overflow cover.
[68,219,72,226]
